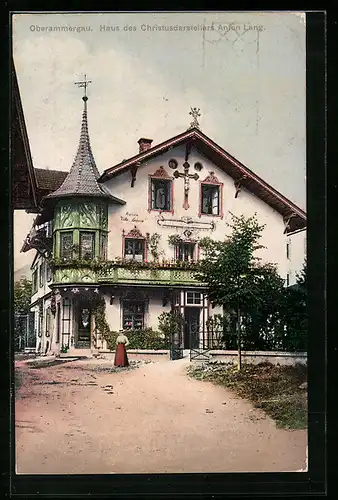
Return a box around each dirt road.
[15,355,307,474]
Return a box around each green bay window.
[100,233,107,260]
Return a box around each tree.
[196,213,285,369]
[14,277,32,315]
[277,259,307,352]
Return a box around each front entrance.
[184,308,200,349]
[75,303,91,349]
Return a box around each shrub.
[105,327,170,351]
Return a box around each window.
[100,233,107,260]
[124,238,145,262]
[177,242,196,262]
[80,232,95,260]
[286,242,290,259]
[150,179,172,211]
[32,270,38,294]
[186,292,202,305]
[201,184,220,215]
[56,303,61,343]
[62,298,71,335]
[123,302,145,330]
[39,263,44,287]
[286,274,290,287]
[60,232,73,260]
[46,264,52,282]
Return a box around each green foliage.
[50,256,199,272]
[14,278,32,314]
[105,328,169,351]
[187,362,307,429]
[206,314,236,349]
[158,310,185,344]
[196,213,308,354]
[168,234,182,246]
[196,213,283,312]
[92,296,111,348]
[148,233,162,260]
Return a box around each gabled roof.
[99,127,306,233]
[45,96,121,203]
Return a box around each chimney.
[138,138,153,153]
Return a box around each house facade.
[22,90,306,357]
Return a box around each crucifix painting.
[173,161,199,210]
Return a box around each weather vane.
[188,107,201,130]
[74,74,92,99]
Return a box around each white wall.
[104,144,289,279]
[287,229,306,285]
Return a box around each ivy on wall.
[50,256,199,272]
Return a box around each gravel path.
[15,355,307,474]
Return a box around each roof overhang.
[12,60,38,210]
[99,128,306,234]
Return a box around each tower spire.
[46,75,108,200]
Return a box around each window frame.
[79,231,95,260]
[39,262,44,288]
[62,298,71,335]
[32,269,38,294]
[199,173,224,219]
[100,232,107,260]
[122,301,145,330]
[186,291,202,305]
[148,167,174,214]
[60,231,73,260]
[176,241,197,262]
[124,238,145,262]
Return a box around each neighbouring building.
[20,84,307,357]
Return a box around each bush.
[105,327,170,351]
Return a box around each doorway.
[75,303,91,348]
[184,308,200,349]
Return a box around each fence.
[14,313,35,352]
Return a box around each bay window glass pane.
[60,232,73,260]
[80,232,95,260]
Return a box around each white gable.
[103,145,288,279]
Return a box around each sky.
[12,11,306,275]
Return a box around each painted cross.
[173,161,199,210]
[74,74,92,97]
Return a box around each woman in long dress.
[114,331,130,367]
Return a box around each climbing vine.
[147,232,162,261]
[168,234,182,246]
[91,296,111,349]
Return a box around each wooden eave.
[12,60,38,210]
[99,128,306,234]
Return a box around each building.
[20,85,306,357]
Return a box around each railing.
[53,263,205,287]
[97,266,204,286]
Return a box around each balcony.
[97,266,204,287]
[52,259,205,287]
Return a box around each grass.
[187,362,307,429]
